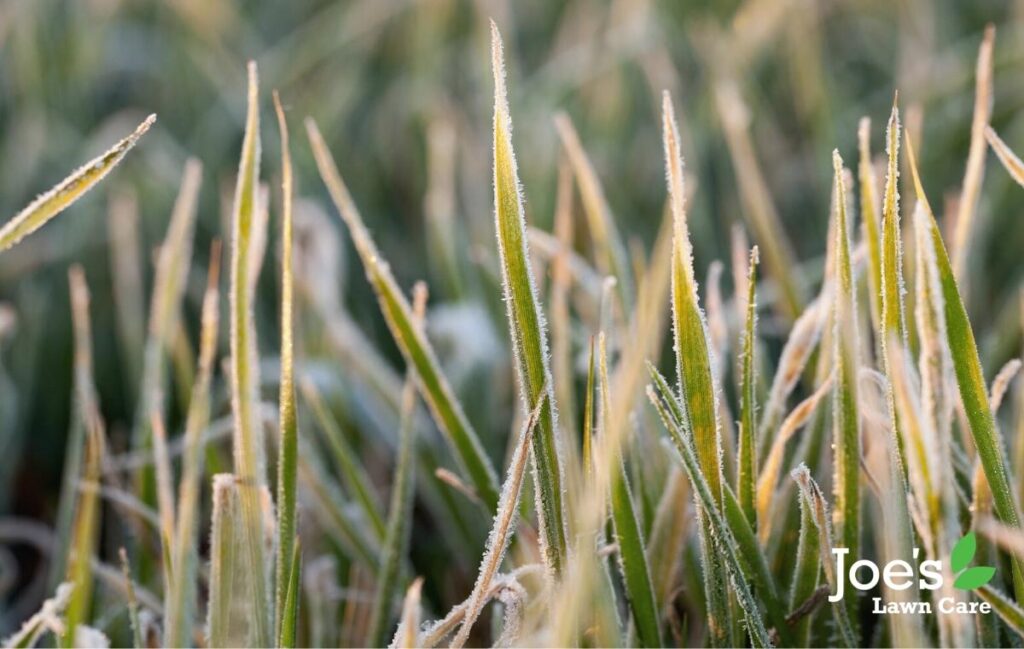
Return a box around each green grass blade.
[598,335,661,647]
[790,465,857,647]
[554,113,634,311]
[0,114,154,252]
[280,537,302,649]
[978,585,1024,639]
[905,130,1024,601]
[117,549,143,649]
[367,282,427,647]
[789,482,821,646]
[451,385,547,648]
[305,118,500,513]
[830,151,861,633]
[301,381,386,539]
[646,381,771,648]
[737,246,759,527]
[165,241,220,649]
[227,61,271,646]
[490,21,568,576]
[273,91,300,645]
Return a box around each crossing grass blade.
[367,282,427,647]
[0,114,155,252]
[164,243,221,649]
[227,61,271,647]
[554,113,634,311]
[273,91,300,647]
[598,334,661,647]
[829,150,861,639]
[646,466,688,613]
[904,129,1024,601]
[301,380,386,539]
[305,118,500,513]
[3,583,74,649]
[737,246,759,526]
[490,21,568,576]
[978,585,1024,639]
[450,385,547,648]
[985,126,1024,188]
[646,378,771,648]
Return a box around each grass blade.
[367,282,427,647]
[829,150,862,639]
[62,268,104,649]
[952,25,995,283]
[905,128,1024,601]
[737,246,759,526]
[978,585,1024,639]
[280,537,303,649]
[858,117,884,336]
[2,583,73,649]
[165,240,220,649]
[554,113,634,311]
[306,119,500,512]
[646,379,771,648]
[117,549,143,649]
[490,21,568,576]
[985,125,1024,188]
[227,61,271,646]
[788,482,821,646]
[598,334,661,647]
[0,114,155,251]
[207,474,245,648]
[451,386,547,648]
[273,90,300,646]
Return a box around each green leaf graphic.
[951,532,977,573]
[955,566,996,590]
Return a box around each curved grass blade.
[165,242,221,649]
[451,386,547,648]
[273,91,300,646]
[306,119,500,513]
[646,382,771,648]
[0,114,155,252]
[737,246,759,526]
[790,465,857,647]
[985,126,1024,188]
[367,283,427,647]
[490,22,568,576]
[905,129,1024,601]
[227,62,271,646]
[598,334,661,647]
[554,113,634,311]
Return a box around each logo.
[829,532,993,615]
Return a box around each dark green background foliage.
[0,0,1021,635]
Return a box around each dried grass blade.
[450,386,547,648]
[985,126,1024,188]
[858,117,884,334]
[0,114,155,251]
[164,243,221,648]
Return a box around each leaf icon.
[954,566,996,590]
[951,532,977,573]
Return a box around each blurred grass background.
[0,0,1022,633]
